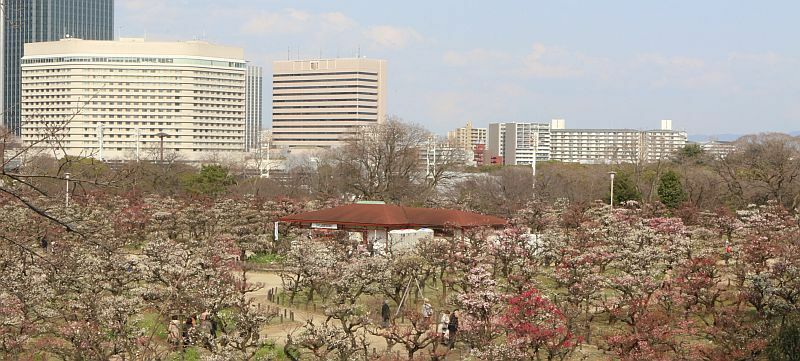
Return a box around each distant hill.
[688,134,742,142]
[689,131,800,142]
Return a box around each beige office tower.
[20,38,246,162]
[272,58,387,151]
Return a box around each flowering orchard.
[0,194,308,360]
[281,200,800,360]
[1,189,799,360]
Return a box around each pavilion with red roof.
[279,203,507,231]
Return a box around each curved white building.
[20,38,246,162]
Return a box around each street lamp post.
[64,172,71,208]
[609,171,617,211]
[258,139,271,178]
[531,129,539,194]
[156,132,168,164]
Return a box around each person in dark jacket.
[447,310,459,349]
[381,300,391,328]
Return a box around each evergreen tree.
[657,170,687,209]
[609,171,641,205]
[181,164,235,196]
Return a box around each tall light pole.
[264,139,270,178]
[609,171,617,211]
[156,132,168,164]
[135,127,142,161]
[96,124,105,161]
[64,172,71,208]
[531,129,539,194]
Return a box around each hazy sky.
[116,0,800,135]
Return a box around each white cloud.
[363,26,423,49]
[519,43,586,78]
[321,12,358,32]
[442,48,511,67]
[240,9,357,35]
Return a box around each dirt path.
[245,271,390,350]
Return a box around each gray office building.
[1,0,114,134]
[245,64,263,151]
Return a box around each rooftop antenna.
[287,46,290,61]
[357,45,361,58]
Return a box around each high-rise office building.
[271,58,387,151]
[1,0,114,134]
[245,64,263,151]
[20,38,246,162]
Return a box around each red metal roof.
[279,203,507,229]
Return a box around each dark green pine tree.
[609,171,641,205]
[657,170,687,209]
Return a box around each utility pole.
[432,140,437,178]
[531,129,539,194]
[96,124,105,161]
[261,139,271,178]
[64,172,71,208]
[425,138,431,179]
[609,171,617,211]
[156,132,168,164]
[135,127,141,161]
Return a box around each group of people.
[424,299,459,349]
[380,298,460,349]
[167,311,217,350]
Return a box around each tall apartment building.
[447,121,486,150]
[447,121,487,166]
[245,64,263,151]
[1,0,114,135]
[20,38,246,161]
[486,119,687,165]
[272,58,387,151]
[550,119,687,163]
[485,122,551,165]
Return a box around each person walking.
[438,310,450,343]
[447,310,459,349]
[421,298,433,324]
[167,316,181,349]
[381,300,391,328]
[182,316,196,347]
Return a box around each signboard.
[311,223,338,230]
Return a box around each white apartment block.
[272,58,387,151]
[20,38,247,162]
[447,120,486,150]
[245,65,263,152]
[700,140,736,158]
[485,122,551,165]
[550,120,687,163]
[486,119,687,165]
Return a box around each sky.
[116,0,800,136]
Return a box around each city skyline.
[115,1,799,136]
